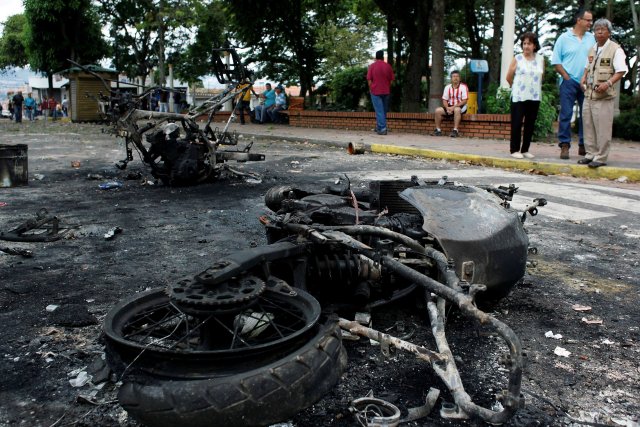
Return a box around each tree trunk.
[375,0,429,112]
[631,0,639,94]
[463,0,482,59]
[48,72,54,99]
[387,18,394,65]
[400,0,429,112]
[488,0,503,86]
[429,0,445,112]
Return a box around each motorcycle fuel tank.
[400,184,529,299]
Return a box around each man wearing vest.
[578,18,627,169]
[433,70,468,138]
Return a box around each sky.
[0,0,24,30]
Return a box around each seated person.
[254,83,275,123]
[267,86,287,124]
[433,70,468,137]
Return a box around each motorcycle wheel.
[104,288,347,427]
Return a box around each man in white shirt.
[433,70,468,138]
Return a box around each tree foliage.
[169,0,227,84]
[0,14,28,69]
[330,65,369,110]
[225,0,373,97]
[24,0,107,90]
[96,0,205,86]
[374,0,430,112]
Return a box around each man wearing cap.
[578,18,627,169]
[367,50,394,135]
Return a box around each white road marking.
[512,182,640,215]
[563,182,640,197]
[317,170,638,221]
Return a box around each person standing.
[24,93,37,121]
[577,18,627,169]
[433,70,469,137]
[367,50,395,135]
[47,97,57,120]
[506,32,544,159]
[61,96,68,117]
[12,91,24,123]
[234,78,256,125]
[551,9,595,160]
[158,90,169,113]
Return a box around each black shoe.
[450,129,459,137]
[577,158,592,164]
[588,161,606,168]
[377,130,387,135]
[578,145,586,156]
[432,129,442,136]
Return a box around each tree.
[631,0,639,93]
[97,0,157,86]
[24,0,107,95]
[225,0,365,97]
[429,0,445,112]
[315,21,377,79]
[0,14,29,69]
[97,0,206,89]
[374,0,430,112]
[170,0,228,84]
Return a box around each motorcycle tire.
[116,317,346,427]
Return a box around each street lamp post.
[500,0,516,88]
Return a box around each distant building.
[28,76,68,104]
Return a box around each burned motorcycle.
[75,49,264,186]
[103,177,545,426]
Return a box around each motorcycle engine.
[147,123,203,185]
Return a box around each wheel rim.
[104,285,321,375]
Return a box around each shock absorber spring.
[312,252,380,283]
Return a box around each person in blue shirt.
[268,86,287,124]
[551,9,595,160]
[254,83,275,124]
[24,93,37,121]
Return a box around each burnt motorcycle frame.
[71,49,264,185]
[104,177,546,426]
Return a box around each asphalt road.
[0,122,638,426]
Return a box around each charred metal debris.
[70,48,264,186]
[0,208,71,243]
[103,176,545,426]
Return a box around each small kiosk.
[61,65,118,122]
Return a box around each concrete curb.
[239,131,640,183]
[368,143,640,183]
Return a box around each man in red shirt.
[367,50,395,135]
[47,97,57,119]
